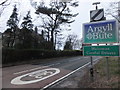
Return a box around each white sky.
[60,1,115,40]
[0,0,117,40]
[70,1,113,39]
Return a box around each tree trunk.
[48,31,50,41]
[51,30,55,50]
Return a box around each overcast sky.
[0,0,119,40]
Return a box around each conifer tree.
[6,5,18,47]
[21,11,33,30]
[20,11,34,49]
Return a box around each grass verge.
[78,57,120,88]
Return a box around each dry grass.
[78,57,120,88]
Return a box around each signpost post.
[83,2,119,81]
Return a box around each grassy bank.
[78,57,120,88]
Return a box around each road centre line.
[13,63,60,75]
[69,59,78,62]
[69,57,90,62]
[13,65,53,75]
[13,57,100,75]
[42,57,101,90]
[13,66,48,75]
[14,57,85,75]
[69,58,84,62]
[83,57,89,58]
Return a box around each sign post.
[90,56,94,81]
[83,2,119,81]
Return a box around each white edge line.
[41,57,102,90]
[42,62,90,90]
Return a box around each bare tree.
[35,0,79,50]
[72,39,82,50]
[0,0,9,5]
[105,2,120,22]
[0,0,12,16]
[106,2,120,43]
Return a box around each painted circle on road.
[11,68,60,85]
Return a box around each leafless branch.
[0,0,12,17]
[0,0,12,6]
[0,0,8,5]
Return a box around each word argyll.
[86,23,113,40]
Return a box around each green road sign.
[83,45,119,56]
[83,20,118,44]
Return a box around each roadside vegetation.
[2,48,82,64]
[78,57,120,88]
[1,0,80,51]
[0,0,83,65]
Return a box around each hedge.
[2,48,83,64]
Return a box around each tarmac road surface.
[2,56,100,89]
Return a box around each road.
[2,56,101,89]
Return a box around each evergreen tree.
[33,26,39,49]
[64,34,78,50]
[64,41,72,50]
[21,11,33,30]
[6,5,18,48]
[20,11,34,49]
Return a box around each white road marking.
[83,57,89,58]
[12,57,101,86]
[42,62,91,90]
[14,63,61,75]
[42,57,101,90]
[69,58,81,62]
[14,64,56,75]
[69,57,89,62]
[11,68,60,85]
[14,66,49,75]
[14,57,100,75]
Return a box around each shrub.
[2,48,83,64]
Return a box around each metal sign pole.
[90,56,94,82]
[90,56,93,66]
[92,2,100,10]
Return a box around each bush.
[2,48,83,64]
